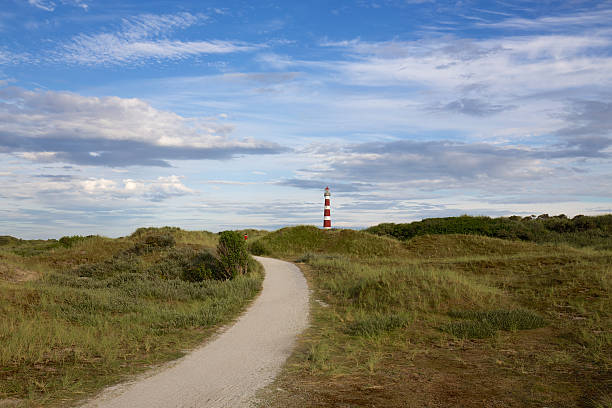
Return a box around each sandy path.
[82,256,309,408]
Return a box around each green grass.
[0,227,263,407]
[254,224,611,408]
[442,310,547,339]
[346,311,413,337]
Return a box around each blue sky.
[1,0,611,238]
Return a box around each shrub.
[72,254,142,279]
[130,226,182,238]
[129,232,176,255]
[143,233,176,248]
[58,235,88,248]
[365,214,612,248]
[183,251,223,282]
[217,231,250,279]
[248,240,269,256]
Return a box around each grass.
[0,228,263,407]
[253,224,611,408]
[442,310,547,339]
[346,311,413,337]
[249,225,406,257]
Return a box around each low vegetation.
[366,214,612,249]
[254,221,611,407]
[0,227,263,407]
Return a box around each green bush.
[366,214,612,248]
[183,251,222,282]
[58,235,88,248]
[248,240,269,256]
[217,231,250,279]
[130,226,182,238]
[143,233,176,248]
[127,228,178,254]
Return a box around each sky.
[1,0,611,238]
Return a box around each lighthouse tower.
[323,186,331,230]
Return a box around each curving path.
[82,257,309,408]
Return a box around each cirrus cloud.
[55,12,261,66]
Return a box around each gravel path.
[82,256,309,408]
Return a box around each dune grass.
[254,225,611,408]
[442,310,547,339]
[0,228,262,407]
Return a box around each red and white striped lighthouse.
[323,186,331,230]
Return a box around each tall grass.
[255,224,611,407]
[0,227,263,406]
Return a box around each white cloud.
[62,38,256,65]
[256,53,295,70]
[56,12,260,65]
[81,175,194,200]
[0,86,285,167]
[26,0,89,12]
[2,172,195,202]
[0,87,229,146]
[81,178,117,193]
[122,12,204,39]
[28,0,55,11]
[203,180,259,185]
[0,49,29,65]
[321,34,612,95]
[17,151,58,161]
[73,0,87,10]
[479,9,612,30]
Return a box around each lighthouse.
[323,186,331,230]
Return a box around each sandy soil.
[82,256,309,408]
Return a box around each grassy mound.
[0,236,20,246]
[251,225,569,261]
[403,233,557,259]
[250,225,408,258]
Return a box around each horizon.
[1,0,611,239]
[3,212,605,241]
